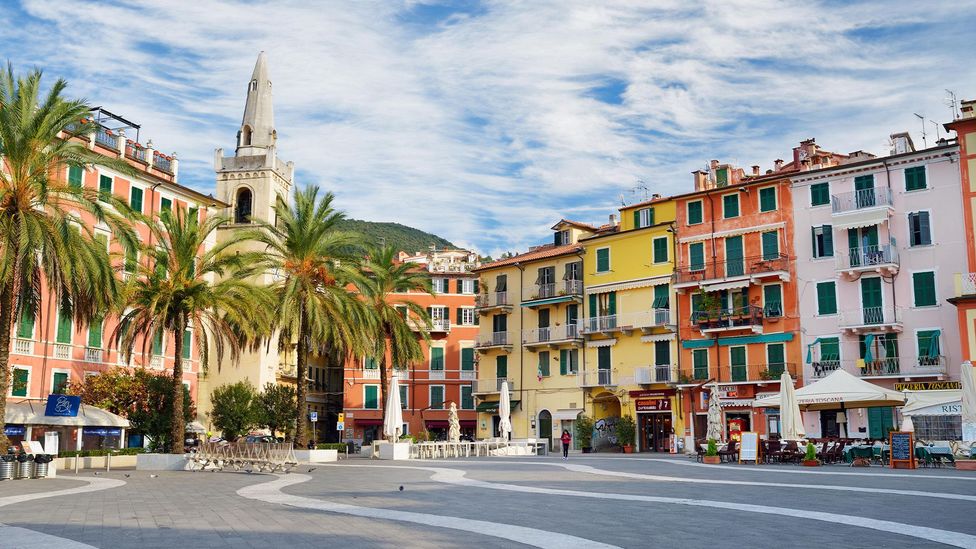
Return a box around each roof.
[621,194,673,211]
[474,243,581,271]
[4,399,130,427]
[551,219,599,231]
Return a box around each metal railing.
[476,292,510,308]
[150,356,164,370]
[675,254,789,284]
[839,245,898,270]
[95,126,118,150]
[84,348,103,363]
[811,360,841,378]
[955,272,976,297]
[522,323,580,344]
[428,370,446,380]
[459,370,475,380]
[729,362,797,382]
[580,309,672,333]
[831,186,893,213]
[838,306,903,328]
[859,357,900,377]
[635,365,677,384]
[154,152,173,173]
[916,355,947,372]
[690,305,763,332]
[525,279,583,300]
[472,378,515,394]
[476,331,510,348]
[362,369,380,379]
[429,318,450,332]
[125,141,147,162]
[577,369,614,387]
[13,339,33,355]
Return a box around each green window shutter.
[608,292,617,315]
[759,187,776,212]
[723,194,739,218]
[691,293,703,315]
[53,372,69,394]
[653,237,668,263]
[905,166,926,191]
[689,242,705,271]
[400,385,408,409]
[87,318,103,348]
[473,279,479,293]
[820,337,840,360]
[654,340,670,365]
[496,355,508,378]
[652,284,669,308]
[693,349,708,379]
[365,357,377,369]
[461,348,474,371]
[917,212,931,245]
[182,330,192,359]
[560,349,568,375]
[431,386,444,409]
[16,307,35,339]
[161,197,172,212]
[152,332,164,355]
[56,313,73,344]
[598,347,611,370]
[461,386,473,410]
[538,351,550,377]
[687,201,703,224]
[763,285,782,317]
[365,386,378,409]
[12,369,28,397]
[823,225,833,256]
[730,346,747,381]
[761,231,779,260]
[913,271,936,307]
[99,174,112,196]
[456,279,463,293]
[816,281,837,315]
[456,307,463,326]
[810,227,818,257]
[810,182,829,206]
[596,248,610,272]
[68,165,83,187]
[633,209,641,229]
[431,347,445,370]
[647,208,655,226]
[130,186,143,213]
[588,294,597,318]
[854,175,874,190]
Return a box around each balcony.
[473,378,516,395]
[475,291,512,314]
[830,187,893,230]
[729,362,797,383]
[522,280,583,306]
[522,323,582,349]
[838,306,903,334]
[578,369,615,388]
[811,359,841,378]
[858,357,901,377]
[917,355,948,374]
[690,306,763,334]
[125,140,147,163]
[410,318,450,333]
[150,356,164,370]
[362,369,380,379]
[94,125,119,151]
[475,331,512,352]
[459,370,476,380]
[580,309,673,337]
[674,254,790,289]
[953,272,976,298]
[84,348,103,363]
[836,245,899,278]
[429,370,446,380]
[154,152,173,174]
[54,344,71,360]
[635,364,677,385]
[13,338,33,355]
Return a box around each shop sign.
[893,381,962,391]
[635,399,671,412]
[45,394,81,417]
[719,399,754,408]
[82,427,122,437]
[4,425,25,436]
[628,389,676,398]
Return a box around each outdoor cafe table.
[917,446,955,466]
[844,444,889,465]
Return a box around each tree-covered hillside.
[336,218,456,254]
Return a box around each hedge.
[315,443,349,451]
[60,448,146,458]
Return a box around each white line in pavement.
[0,476,126,508]
[340,464,976,549]
[237,474,619,549]
[640,457,976,481]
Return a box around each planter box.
[622,445,634,454]
[56,455,138,470]
[136,453,189,471]
[293,449,338,463]
[703,456,721,464]
[956,460,976,471]
[377,442,410,460]
[802,460,821,467]
[581,447,593,454]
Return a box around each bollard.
[106,452,111,473]
[74,454,80,474]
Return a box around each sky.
[2,0,975,256]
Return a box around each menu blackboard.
[889,431,915,469]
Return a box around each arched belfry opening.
[235,187,253,223]
[241,125,253,147]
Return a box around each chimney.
[693,170,712,192]
[774,159,784,171]
[609,214,617,227]
[890,132,916,155]
[751,165,760,176]
[710,160,720,170]
[961,99,975,120]
[651,193,661,200]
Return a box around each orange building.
[673,158,807,441]
[5,108,223,449]
[340,250,480,445]
[947,100,976,367]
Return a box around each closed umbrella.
[498,381,512,441]
[963,361,976,442]
[900,416,915,432]
[383,372,404,442]
[706,388,723,442]
[779,372,805,441]
[448,402,461,443]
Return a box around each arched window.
[235,188,253,224]
[241,125,252,146]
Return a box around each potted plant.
[616,415,637,453]
[759,369,774,381]
[703,438,721,464]
[576,414,594,453]
[957,455,976,471]
[802,442,821,467]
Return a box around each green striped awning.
[520,296,575,307]
[476,400,521,414]
[681,339,716,349]
[717,332,794,346]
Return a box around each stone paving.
[1,454,975,548]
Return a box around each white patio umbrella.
[383,372,404,442]
[498,381,512,441]
[779,372,805,441]
[963,361,976,442]
[705,388,723,442]
[448,402,461,443]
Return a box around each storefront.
[4,397,129,454]
[902,389,963,441]
[475,400,520,439]
[715,384,757,439]
[631,390,676,452]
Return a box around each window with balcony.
[854,175,876,207]
[810,182,829,206]
[652,284,669,309]
[538,351,551,377]
[461,348,475,371]
[916,330,941,366]
[816,281,837,315]
[68,165,83,188]
[596,248,610,273]
[811,225,834,258]
[560,348,578,374]
[761,230,779,260]
[461,385,474,409]
[689,242,705,272]
[722,193,740,218]
[654,341,670,366]
[912,271,936,307]
[430,385,445,409]
[11,367,29,397]
[52,371,69,394]
[652,236,669,264]
[56,311,73,344]
[759,186,777,212]
[687,200,704,225]
[597,347,612,384]
[364,385,379,409]
[908,211,931,246]
[16,306,35,340]
[729,346,747,381]
[430,347,445,370]
[725,235,744,276]
[496,355,508,378]
[905,166,927,192]
[859,333,899,375]
[495,274,507,292]
[564,261,582,284]
[87,318,103,349]
[635,207,655,228]
[692,349,709,380]
[766,343,786,377]
[400,385,408,409]
[763,284,783,318]
[536,266,556,297]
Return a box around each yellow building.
[473,220,599,450]
[578,197,684,452]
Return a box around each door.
[730,346,747,381]
[597,346,612,385]
[566,304,579,338]
[855,175,875,208]
[651,414,673,452]
[538,410,553,450]
[725,235,744,277]
[860,277,882,324]
[819,410,839,438]
[538,308,550,341]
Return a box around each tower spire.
[237,51,276,155]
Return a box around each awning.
[425,420,450,429]
[354,419,384,426]
[476,400,520,414]
[754,369,905,410]
[551,409,584,421]
[682,339,716,349]
[702,279,751,292]
[718,332,794,346]
[641,333,675,343]
[586,339,617,348]
[521,296,574,307]
[4,399,129,428]
[903,390,961,416]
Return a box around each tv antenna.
[946,89,959,120]
[913,113,927,148]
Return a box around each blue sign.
[82,427,122,437]
[309,411,318,423]
[4,425,25,436]
[45,394,81,417]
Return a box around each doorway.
[819,410,840,437]
[639,413,673,452]
[538,409,553,450]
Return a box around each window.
[912,271,937,307]
[11,367,29,397]
[763,284,783,317]
[597,347,611,370]
[689,242,705,272]
[759,187,777,212]
[596,248,610,273]
[364,356,378,369]
[767,343,786,376]
[691,292,703,319]
[495,274,507,292]
[654,340,670,365]
[816,281,837,315]
[428,305,447,323]
[565,261,582,281]
[461,279,475,294]
[234,188,252,223]
[430,386,445,410]
[16,306,35,339]
[400,385,408,410]
[818,337,840,362]
[496,355,508,378]
[692,349,708,380]
[730,346,747,381]
[559,348,578,374]
[430,347,445,370]
[652,237,669,263]
[458,307,476,326]
[56,311,73,344]
[461,385,474,409]
[908,211,932,246]
[917,330,941,362]
[652,284,669,309]
[538,351,551,377]
[905,166,927,191]
[52,371,69,394]
[810,182,830,206]
[722,194,740,218]
[68,165,83,188]
[394,305,408,319]
[160,197,172,212]
[687,200,703,225]
[461,348,475,371]
[183,330,192,359]
[130,186,144,213]
[98,174,112,198]
[811,225,834,258]
[152,331,164,356]
[87,318,103,348]
[635,207,654,228]
[761,230,779,260]
[364,385,379,409]
[554,229,570,246]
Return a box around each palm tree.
[114,208,271,453]
[0,64,138,447]
[253,186,370,447]
[354,245,432,440]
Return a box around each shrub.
[616,415,637,447]
[805,442,817,461]
[575,414,594,447]
[210,381,259,441]
[60,448,146,458]
[315,443,349,451]
[706,438,718,457]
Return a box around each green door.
[496,355,508,378]
[867,406,893,439]
[730,346,747,381]
[855,175,875,208]
[860,277,883,324]
[725,236,744,277]
[598,347,612,385]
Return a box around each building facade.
[947,100,976,371]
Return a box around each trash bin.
[0,455,14,480]
[15,454,34,479]
[33,454,51,478]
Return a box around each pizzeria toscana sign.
[893,381,961,391]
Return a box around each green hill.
[336,218,456,254]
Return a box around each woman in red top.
[560,430,572,459]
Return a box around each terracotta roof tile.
[474,243,581,271]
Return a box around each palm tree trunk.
[170,319,186,454]
[295,308,309,448]
[0,284,14,450]
[379,328,389,442]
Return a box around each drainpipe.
[515,261,525,438]
[576,248,586,420]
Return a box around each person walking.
[560,430,572,460]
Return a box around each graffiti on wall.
[593,416,620,451]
